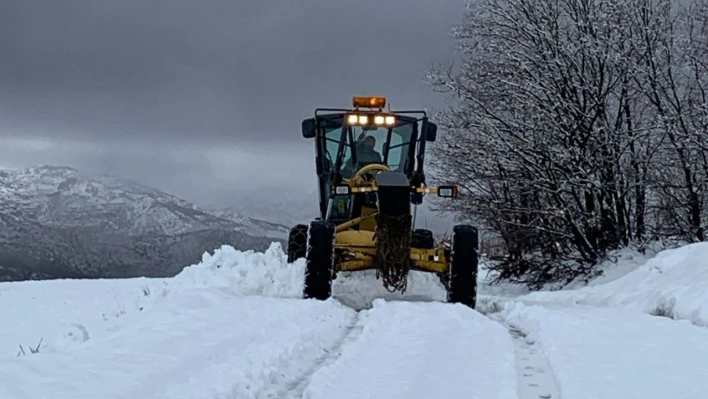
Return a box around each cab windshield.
[323,122,416,178]
[314,113,419,221]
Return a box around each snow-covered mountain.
[208,208,290,239]
[0,165,286,281]
[217,186,320,227]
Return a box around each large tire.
[412,228,435,249]
[287,224,308,263]
[447,224,479,308]
[303,221,336,300]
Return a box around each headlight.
[346,113,394,126]
[334,185,350,195]
[436,185,459,198]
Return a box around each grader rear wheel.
[287,224,308,263]
[412,229,435,249]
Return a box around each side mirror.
[426,122,437,142]
[302,118,316,138]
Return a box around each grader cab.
[287,96,479,308]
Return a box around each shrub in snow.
[16,338,43,357]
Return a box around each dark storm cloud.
[0,0,463,145]
[0,0,464,215]
[0,135,316,205]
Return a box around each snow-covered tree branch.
[427,0,708,288]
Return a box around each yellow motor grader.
[287,96,478,308]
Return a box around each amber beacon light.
[352,96,386,108]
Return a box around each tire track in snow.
[505,324,562,399]
[480,299,562,399]
[268,310,364,399]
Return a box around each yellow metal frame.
[328,155,455,276]
[334,228,449,274]
[334,163,456,199]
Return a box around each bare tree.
[630,0,708,242]
[425,0,708,288]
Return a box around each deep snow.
[495,301,708,399]
[516,242,708,327]
[0,243,517,398]
[0,295,355,399]
[2,241,708,398]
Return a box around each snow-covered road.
[0,289,518,399]
[302,299,517,399]
[1,242,708,398]
[488,300,708,398]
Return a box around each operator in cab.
[341,134,383,178]
[357,136,382,165]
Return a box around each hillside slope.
[0,166,285,280]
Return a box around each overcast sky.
[0,0,464,208]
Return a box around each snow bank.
[170,242,306,298]
[520,242,708,327]
[172,242,451,309]
[303,299,518,399]
[0,241,452,359]
[497,301,708,399]
[0,242,301,359]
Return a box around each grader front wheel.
[302,221,336,300]
[447,224,479,309]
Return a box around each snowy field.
[1,241,708,398]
